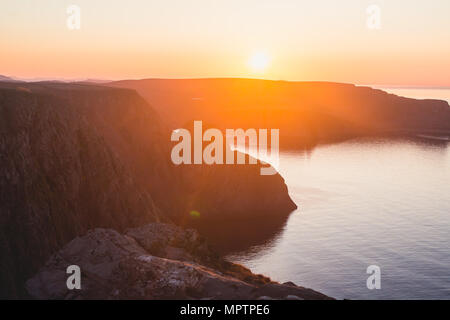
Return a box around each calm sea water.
[227,89,450,300]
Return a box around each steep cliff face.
[0,84,168,298]
[177,161,296,222]
[0,82,297,298]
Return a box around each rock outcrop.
[26,223,331,300]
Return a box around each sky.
[1,0,450,86]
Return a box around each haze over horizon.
[1,0,450,86]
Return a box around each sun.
[248,52,270,72]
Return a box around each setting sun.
[248,52,270,72]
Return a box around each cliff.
[0,82,296,298]
[110,79,450,148]
[0,83,166,298]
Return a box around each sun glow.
[248,52,270,73]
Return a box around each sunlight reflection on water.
[228,137,450,299]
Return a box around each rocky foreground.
[26,223,331,300]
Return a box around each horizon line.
[1,74,450,89]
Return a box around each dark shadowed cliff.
[109,78,450,148]
[0,83,167,298]
[0,82,296,298]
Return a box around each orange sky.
[1,0,450,86]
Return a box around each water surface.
[227,88,450,299]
